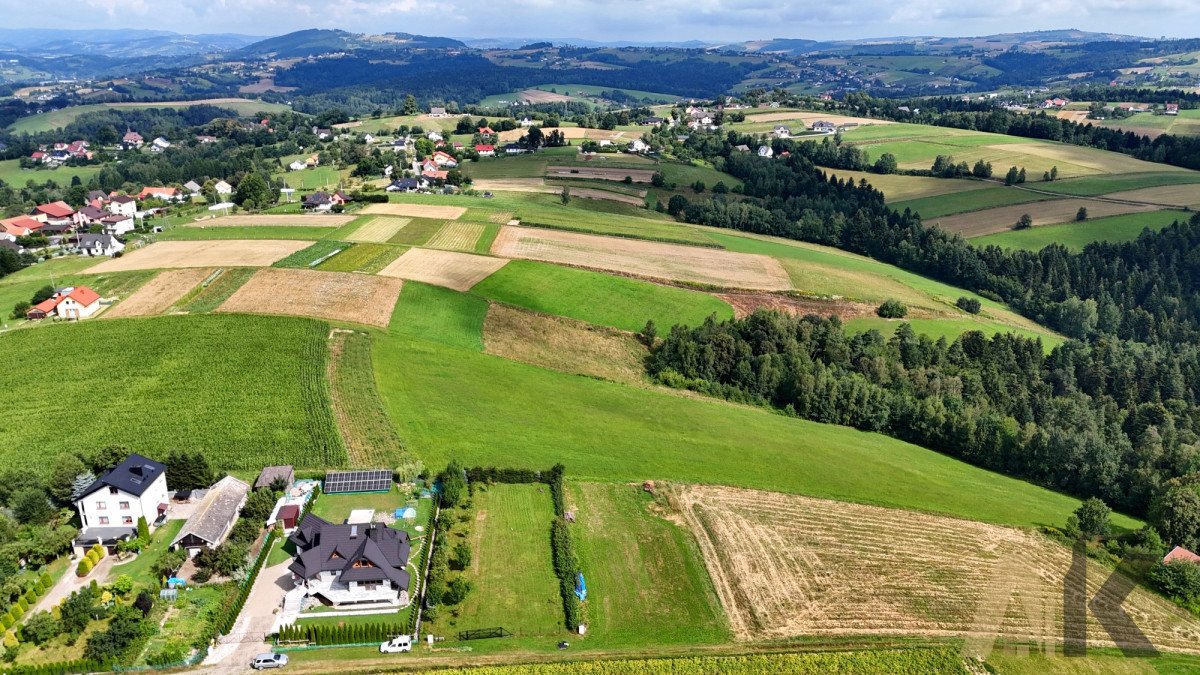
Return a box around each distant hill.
[729,30,1149,55]
[460,37,714,49]
[0,28,262,58]
[234,29,466,58]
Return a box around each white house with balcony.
[287,516,411,608]
[73,454,168,555]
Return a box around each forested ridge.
[655,129,1200,540]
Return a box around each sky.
[4,0,1198,43]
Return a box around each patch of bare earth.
[86,240,309,272]
[716,292,875,321]
[491,226,791,291]
[518,89,573,103]
[361,203,467,219]
[377,248,507,291]
[103,268,213,318]
[671,484,1200,653]
[483,304,648,384]
[216,267,403,328]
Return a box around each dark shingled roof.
[254,465,294,490]
[79,453,166,499]
[288,515,410,589]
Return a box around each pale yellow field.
[361,203,467,219]
[674,484,1200,652]
[346,217,411,243]
[426,222,485,252]
[216,267,403,328]
[103,268,213,318]
[821,169,991,202]
[87,240,309,272]
[930,199,1159,237]
[742,111,894,127]
[491,226,792,291]
[377,248,508,291]
[1103,185,1200,209]
[495,127,630,143]
[188,214,355,228]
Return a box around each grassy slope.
[972,210,1190,251]
[892,187,1058,218]
[473,260,733,333]
[1035,171,1200,196]
[0,159,103,187]
[8,99,292,134]
[372,282,1136,530]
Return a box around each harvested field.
[87,240,309,273]
[377,248,508,291]
[716,292,874,321]
[546,166,657,182]
[986,142,1182,175]
[741,111,894,126]
[483,303,648,384]
[929,199,1159,238]
[471,178,552,193]
[189,214,355,228]
[361,203,467,219]
[216,267,403,328]
[491,226,792,291]
[673,484,1200,652]
[426,222,485,251]
[496,127,626,143]
[1102,184,1200,209]
[567,187,646,206]
[346,217,411,243]
[473,179,646,205]
[517,88,572,103]
[104,268,213,318]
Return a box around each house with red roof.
[474,144,495,157]
[1164,546,1200,565]
[137,186,183,202]
[31,201,76,225]
[30,150,48,163]
[25,285,102,320]
[431,151,458,168]
[0,216,43,239]
[478,126,495,136]
[1166,103,1180,116]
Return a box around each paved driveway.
[32,555,116,615]
[201,561,293,673]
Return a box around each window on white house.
[122,516,133,525]
[98,516,109,525]
[119,501,130,510]
[95,502,106,510]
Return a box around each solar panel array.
[324,469,392,494]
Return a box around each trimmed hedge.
[277,622,404,646]
[3,658,108,675]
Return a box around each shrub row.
[1,571,53,631]
[3,658,108,675]
[277,621,404,646]
[550,518,582,631]
[464,466,542,484]
[76,544,105,578]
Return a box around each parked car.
[251,653,289,669]
[380,634,413,653]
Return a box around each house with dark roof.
[73,233,124,257]
[385,177,429,193]
[172,476,250,557]
[254,466,295,491]
[73,453,169,554]
[288,515,412,607]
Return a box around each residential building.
[474,144,495,157]
[26,285,102,320]
[431,151,458,167]
[503,143,527,155]
[31,201,75,225]
[302,191,346,211]
[773,125,792,138]
[137,186,183,202]
[100,215,135,236]
[172,476,250,557]
[1164,546,1200,564]
[107,195,137,217]
[630,138,650,153]
[183,180,202,194]
[73,453,168,554]
[288,160,308,171]
[1166,103,1180,116]
[74,233,125,256]
[386,177,429,192]
[758,145,774,158]
[810,120,837,134]
[214,180,233,195]
[150,137,172,153]
[520,117,534,127]
[122,130,144,149]
[312,127,333,140]
[288,516,412,607]
[426,130,444,142]
[428,106,448,117]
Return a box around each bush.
[76,558,93,577]
[1149,561,1200,604]
[21,611,60,645]
[451,542,472,570]
[1014,213,1033,230]
[111,574,134,596]
[876,299,908,318]
[955,297,981,314]
[443,577,472,605]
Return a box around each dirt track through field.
[216,267,403,328]
[426,222,485,251]
[347,217,411,243]
[672,484,1200,653]
[546,166,657,183]
[188,215,355,228]
[930,199,1159,237]
[377,248,507,291]
[362,203,467,219]
[86,240,309,272]
[103,268,213,318]
[491,226,792,290]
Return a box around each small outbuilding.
[172,476,250,557]
[254,465,295,491]
[277,504,301,530]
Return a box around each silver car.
[251,653,289,670]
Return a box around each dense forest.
[656,128,1200,542]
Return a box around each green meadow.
[972,209,1190,251]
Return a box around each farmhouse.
[122,130,143,149]
[31,201,75,225]
[0,216,40,239]
[288,516,412,607]
[1166,103,1180,116]
[474,144,495,157]
[428,106,448,117]
[73,453,168,554]
[172,475,250,557]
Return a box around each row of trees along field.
[655,131,1200,546]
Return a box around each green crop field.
[372,283,1131,530]
[569,482,727,647]
[891,186,1058,218]
[316,243,403,273]
[390,282,489,351]
[0,314,344,470]
[7,99,293,134]
[1034,171,1200,196]
[472,260,733,333]
[157,226,338,241]
[821,169,990,202]
[387,218,445,246]
[181,268,255,313]
[0,159,104,187]
[972,209,1190,251]
[426,484,563,637]
[273,240,350,268]
[843,316,1057,345]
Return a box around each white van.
[380,634,413,653]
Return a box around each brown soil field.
[546,166,657,183]
[426,222,485,251]
[930,199,1159,238]
[377,248,508,291]
[567,187,647,206]
[496,127,627,143]
[1055,110,1092,124]
[103,268,214,318]
[518,89,573,103]
[672,484,1200,652]
[347,217,411,243]
[238,78,298,94]
[715,292,875,321]
[491,226,792,291]
[483,304,648,385]
[472,179,645,206]
[188,214,355,228]
[216,267,403,328]
[87,240,309,273]
[742,111,894,126]
[362,203,467,219]
[1102,185,1200,209]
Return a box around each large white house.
[288,516,411,608]
[74,454,169,554]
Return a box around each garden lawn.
[972,209,1191,251]
[106,519,185,586]
[371,290,1137,531]
[472,260,732,333]
[310,489,406,525]
[427,484,563,637]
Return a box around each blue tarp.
[574,572,587,602]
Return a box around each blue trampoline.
[574,572,587,602]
